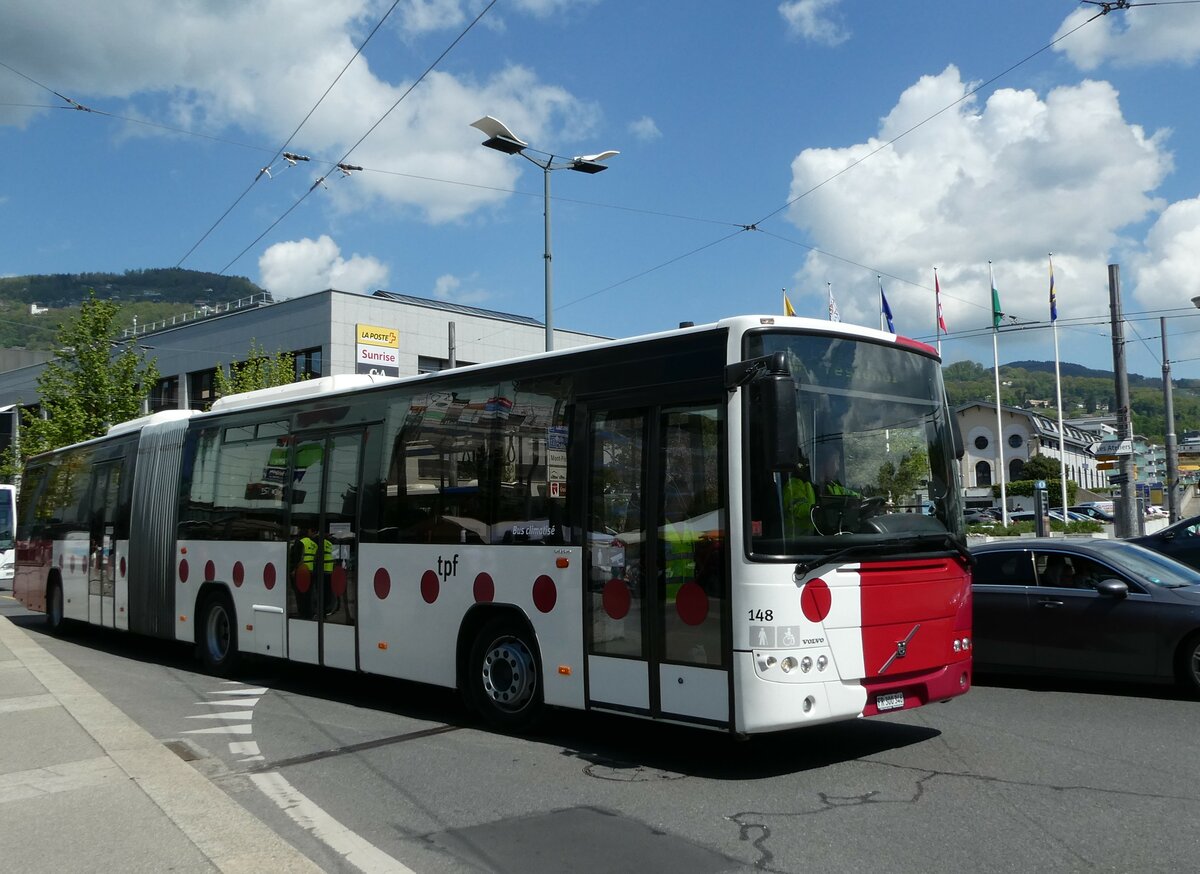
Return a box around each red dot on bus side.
[204,560,216,582]
[532,575,557,613]
[473,573,494,603]
[675,581,709,626]
[421,569,439,604]
[602,578,630,620]
[295,565,311,593]
[179,559,189,583]
[331,566,347,597]
[263,563,277,590]
[232,561,244,587]
[373,568,390,600]
[119,556,127,578]
[801,578,832,623]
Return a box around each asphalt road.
[9,602,1200,873]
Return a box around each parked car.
[1146,505,1166,518]
[971,538,1200,692]
[1130,514,1200,572]
[963,508,994,525]
[1006,510,1084,524]
[1069,504,1115,522]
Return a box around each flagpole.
[990,262,1008,526]
[879,277,885,332]
[934,268,941,357]
[1051,253,1069,518]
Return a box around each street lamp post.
[471,116,618,352]
[1162,316,1179,523]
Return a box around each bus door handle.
[1036,598,1064,609]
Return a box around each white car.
[1146,505,1165,517]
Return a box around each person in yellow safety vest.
[783,473,818,536]
[295,525,334,618]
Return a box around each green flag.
[991,281,1002,329]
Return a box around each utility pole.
[1109,265,1139,538]
[1162,316,1179,523]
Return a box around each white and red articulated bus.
[14,315,971,734]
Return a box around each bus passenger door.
[87,462,120,627]
[286,428,372,672]
[583,401,729,727]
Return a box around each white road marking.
[210,686,269,695]
[250,771,416,874]
[182,723,254,735]
[198,697,261,707]
[186,710,256,721]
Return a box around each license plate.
[876,691,905,711]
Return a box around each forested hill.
[943,359,1200,445]
[0,268,263,307]
[0,268,267,351]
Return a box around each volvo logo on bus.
[878,623,921,674]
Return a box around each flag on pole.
[990,263,1003,329]
[935,270,948,333]
[827,283,840,322]
[1049,254,1058,322]
[880,278,895,333]
[783,290,796,317]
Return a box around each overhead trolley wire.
[176,0,407,268]
[216,0,498,275]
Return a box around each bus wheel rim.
[481,636,535,712]
[206,605,230,661]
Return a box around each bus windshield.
[746,332,963,559]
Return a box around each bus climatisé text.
[13,315,972,734]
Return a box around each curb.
[0,616,322,873]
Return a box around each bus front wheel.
[198,592,239,676]
[467,616,543,732]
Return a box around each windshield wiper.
[793,533,972,578]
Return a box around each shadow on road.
[10,608,943,777]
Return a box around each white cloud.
[1054,5,1200,70]
[628,115,662,142]
[1129,195,1200,313]
[258,235,388,298]
[778,0,849,47]
[432,272,490,305]
[0,1,596,222]
[784,66,1172,343]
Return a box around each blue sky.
[4,1,1200,379]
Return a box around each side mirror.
[1094,578,1128,599]
[950,416,965,461]
[729,352,799,472]
[751,373,799,472]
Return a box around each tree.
[2,292,158,476]
[213,340,302,404]
[1021,454,1063,482]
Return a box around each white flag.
[827,284,841,322]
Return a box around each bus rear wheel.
[199,592,239,676]
[46,581,65,634]
[468,616,543,732]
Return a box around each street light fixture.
[471,115,618,351]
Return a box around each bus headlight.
[800,656,813,673]
[780,656,798,673]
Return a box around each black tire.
[45,580,65,634]
[467,615,543,732]
[198,592,239,676]
[1178,632,1200,696]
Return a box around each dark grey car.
[971,538,1200,693]
[1129,515,1200,572]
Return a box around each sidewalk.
[0,600,322,873]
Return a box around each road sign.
[1096,461,1117,471]
[1095,439,1133,456]
[1108,474,1129,485]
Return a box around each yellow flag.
[783,291,796,317]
